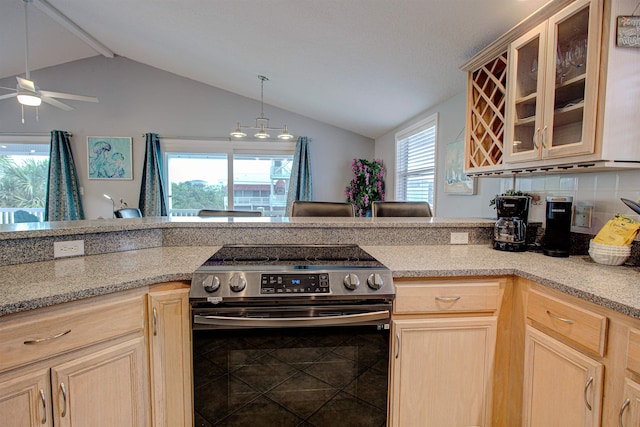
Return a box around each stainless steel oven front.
[190,245,394,427]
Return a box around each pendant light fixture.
[230,75,294,140]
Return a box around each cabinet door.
[0,368,52,427]
[619,379,640,427]
[505,22,548,163]
[523,326,603,427]
[389,317,497,427]
[148,287,193,427]
[542,0,600,159]
[51,337,149,427]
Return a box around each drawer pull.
[59,382,67,418]
[435,296,461,302]
[39,389,47,424]
[584,377,593,411]
[23,329,72,345]
[153,307,158,336]
[546,310,574,325]
[620,398,630,427]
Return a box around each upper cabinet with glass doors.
[504,0,601,163]
[463,0,640,176]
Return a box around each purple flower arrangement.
[345,158,386,217]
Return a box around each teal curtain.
[286,136,313,215]
[45,130,85,221]
[138,133,167,216]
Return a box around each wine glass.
[569,38,587,75]
[556,47,570,84]
[528,57,538,82]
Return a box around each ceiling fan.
[0,0,98,122]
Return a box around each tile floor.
[193,326,389,427]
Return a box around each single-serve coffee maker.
[542,196,573,257]
[493,196,530,252]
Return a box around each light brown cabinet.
[147,284,193,427]
[0,291,150,427]
[504,0,601,164]
[389,278,504,426]
[50,337,148,427]
[463,0,640,175]
[522,325,604,427]
[0,367,51,426]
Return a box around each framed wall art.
[617,16,640,47]
[87,136,133,180]
[444,129,476,195]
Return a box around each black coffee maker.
[542,196,573,257]
[493,196,530,252]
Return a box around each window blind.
[395,115,437,207]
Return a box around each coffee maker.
[542,196,573,257]
[493,196,530,252]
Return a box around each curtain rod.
[0,131,72,137]
[143,134,308,142]
[143,135,231,141]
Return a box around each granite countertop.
[0,216,495,240]
[1,244,639,319]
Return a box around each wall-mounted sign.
[617,16,640,47]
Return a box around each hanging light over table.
[230,75,294,140]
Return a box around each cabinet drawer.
[627,329,640,376]
[394,280,500,314]
[526,289,607,356]
[0,295,145,372]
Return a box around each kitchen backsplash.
[500,169,640,237]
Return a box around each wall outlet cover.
[450,232,469,245]
[573,204,593,228]
[54,240,85,258]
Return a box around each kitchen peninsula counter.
[1,242,639,320]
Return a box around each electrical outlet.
[54,240,85,258]
[450,232,469,245]
[573,204,593,228]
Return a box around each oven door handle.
[193,310,390,328]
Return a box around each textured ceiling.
[0,0,551,138]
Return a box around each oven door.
[192,303,392,330]
[193,323,389,426]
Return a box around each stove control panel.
[261,273,330,294]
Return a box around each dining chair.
[290,201,355,217]
[371,201,432,217]
[197,209,263,217]
[114,208,143,218]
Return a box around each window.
[0,138,49,224]
[163,139,295,217]
[395,114,437,209]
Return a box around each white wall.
[374,92,501,219]
[0,56,374,219]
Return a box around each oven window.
[193,326,389,426]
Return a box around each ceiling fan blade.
[0,93,17,101]
[40,95,74,111]
[39,90,98,103]
[0,86,15,91]
[16,76,37,92]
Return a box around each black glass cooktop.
[201,244,384,268]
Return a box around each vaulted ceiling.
[0,0,551,138]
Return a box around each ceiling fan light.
[230,123,247,138]
[17,93,41,106]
